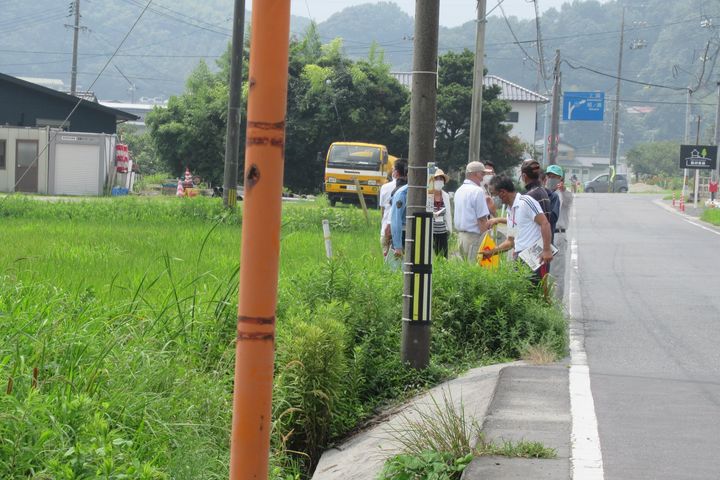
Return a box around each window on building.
[504,111,519,123]
[0,140,5,169]
[17,140,38,168]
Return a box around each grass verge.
[0,196,567,478]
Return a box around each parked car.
[584,174,628,193]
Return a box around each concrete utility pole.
[609,8,625,192]
[683,87,692,201]
[548,50,561,165]
[715,81,720,177]
[401,0,439,370]
[70,0,81,95]
[222,0,246,209]
[468,0,487,164]
[694,115,701,207]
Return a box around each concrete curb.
[312,360,524,480]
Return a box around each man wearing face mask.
[546,164,573,299]
[430,169,453,258]
[453,161,491,262]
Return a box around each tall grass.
[0,196,567,478]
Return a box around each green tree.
[118,125,163,175]
[146,61,229,183]
[433,50,523,176]
[284,28,409,192]
[625,141,680,180]
[145,25,408,193]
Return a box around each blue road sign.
[563,91,605,121]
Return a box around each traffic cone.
[672,191,676,207]
[679,195,685,213]
[176,180,184,197]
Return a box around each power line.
[116,0,231,37]
[499,3,537,65]
[562,58,687,91]
[8,0,156,194]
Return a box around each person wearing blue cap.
[545,164,573,300]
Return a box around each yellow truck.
[324,141,397,207]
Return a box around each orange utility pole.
[229,1,291,478]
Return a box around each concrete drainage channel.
[312,360,571,480]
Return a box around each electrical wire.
[562,59,688,91]
[499,3,537,65]
[9,0,155,194]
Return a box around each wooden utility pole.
[70,0,81,95]
[468,0,487,164]
[548,50,561,165]
[401,0,439,370]
[609,8,625,192]
[229,0,290,478]
[223,0,246,209]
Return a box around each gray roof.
[484,75,549,103]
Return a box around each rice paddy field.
[0,195,567,479]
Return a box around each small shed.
[0,126,118,196]
[0,72,137,134]
[49,132,116,196]
[0,126,51,194]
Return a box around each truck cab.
[324,142,396,207]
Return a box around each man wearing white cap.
[453,161,491,262]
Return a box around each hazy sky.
[290,0,601,27]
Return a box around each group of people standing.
[379,157,573,298]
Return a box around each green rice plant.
[0,195,570,478]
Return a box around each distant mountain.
[2,0,718,150]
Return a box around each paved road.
[574,194,720,479]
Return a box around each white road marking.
[568,207,605,479]
[653,199,720,237]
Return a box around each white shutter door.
[55,144,101,195]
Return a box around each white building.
[390,72,548,148]
[483,75,548,147]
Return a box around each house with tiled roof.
[391,72,548,148]
[483,75,548,147]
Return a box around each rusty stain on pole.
[229,1,291,478]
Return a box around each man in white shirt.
[483,175,553,282]
[453,161,491,262]
[379,168,398,254]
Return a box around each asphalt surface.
[574,194,720,479]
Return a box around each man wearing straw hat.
[453,161,492,261]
